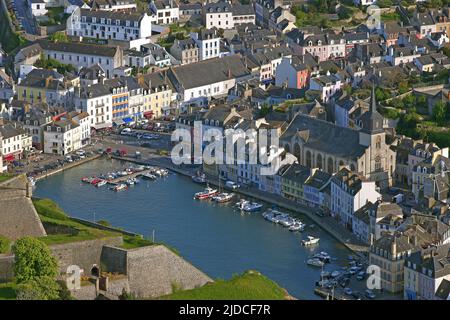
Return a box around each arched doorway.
[316,154,322,169]
[327,157,334,173]
[91,265,100,277]
[306,150,312,168]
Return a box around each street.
[11,0,38,35]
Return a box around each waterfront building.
[104,78,130,123]
[0,121,32,163]
[21,107,53,150]
[140,71,174,118]
[68,111,91,147]
[330,167,381,229]
[75,82,114,130]
[43,119,82,155]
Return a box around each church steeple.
[360,83,384,134]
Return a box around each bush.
[16,276,60,300]
[12,237,58,283]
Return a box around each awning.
[123,117,133,123]
[113,119,124,126]
[3,154,15,162]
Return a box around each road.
[12,0,38,35]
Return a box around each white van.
[121,128,132,135]
[226,181,240,189]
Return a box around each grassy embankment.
[160,271,289,300]
[32,198,153,249]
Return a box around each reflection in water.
[35,158,352,299]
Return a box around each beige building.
[170,38,199,65]
[140,71,173,118]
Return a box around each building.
[139,71,174,118]
[309,74,342,102]
[21,107,53,150]
[170,38,199,65]
[275,54,316,89]
[167,54,251,110]
[149,0,179,25]
[69,111,91,147]
[191,29,221,61]
[330,167,381,229]
[0,122,32,162]
[408,142,448,185]
[369,233,415,293]
[254,0,282,27]
[75,82,113,129]
[43,119,82,155]
[0,69,15,102]
[404,244,450,300]
[412,155,450,202]
[67,8,152,50]
[90,0,137,11]
[16,69,76,108]
[203,1,233,30]
[232,4,255,27]
[30,0,47,17]
[39,40,124,79]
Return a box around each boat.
[112,183,127,192]
[90,178,102,185]
[262,210,276,221]
[141,173,157,180]
[289,222,305,232]
[238,201,263,212]
[27,177,36,186]
[155,168,169,177]
[307,258,325,267]
[194,187,218,200]
[118,171,129,176]
[331,271,341,278]
[320,271,331,279]
[81,177,95,183]
[126,178,137,186]
[212,192,234,203]
[301,236,320,246]
[192,173,207,184]
[96,180,107,187]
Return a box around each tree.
[12,237,58,283]
[49,31,68,43]
[433,101,447,125]
[16,276,60,300]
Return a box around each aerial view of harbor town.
[0,0,449,307]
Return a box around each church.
[280,85,396,190]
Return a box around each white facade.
[75,89,113,129]
[43,122,82,155]
[331,178,381,227]
[191,31,220,61]
[67,8,152,48]
[31,1,48,16]
[309,75,342,102]
[149,0,179,25]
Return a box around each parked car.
[343,287,353,296]
[356,271,366,281]
[65,155,73,163]
[120,128,132,135]
[365,289,376,299]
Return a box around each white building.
[309,74,342,102]
[30,0,48,17]
[43,119,82,155]
[69,111,91,146]
[67,8,152,50]
[75,82,113,130]
[39,40,123,79]
[149,0,179,25]
[0,122,32,163]
[331,167,381,229]
[203,1,234,30]
[191,29,221,61]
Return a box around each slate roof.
[80,8,144,23]
[205,1,231,13]
[232,4,254,16]
[280,114,367,158]
[435,279,450,299]
[168,55,250,90]
[39,40,119,57]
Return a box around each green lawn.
[0,173,14,183]
[0,283,17,300]
[160,271,288,300]
[33,198,156,248]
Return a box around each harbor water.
[35,158,354,299]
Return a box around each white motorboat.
[289,222,305,231]
[307,258,325,267]
[111,183,127,192]
[331,271,341,278]
[241,202,263,212]
[96,180,107,187]
[212,192,234,203]
[141,173,157,180]
[301,236,320,246]
[194,187,218,200]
